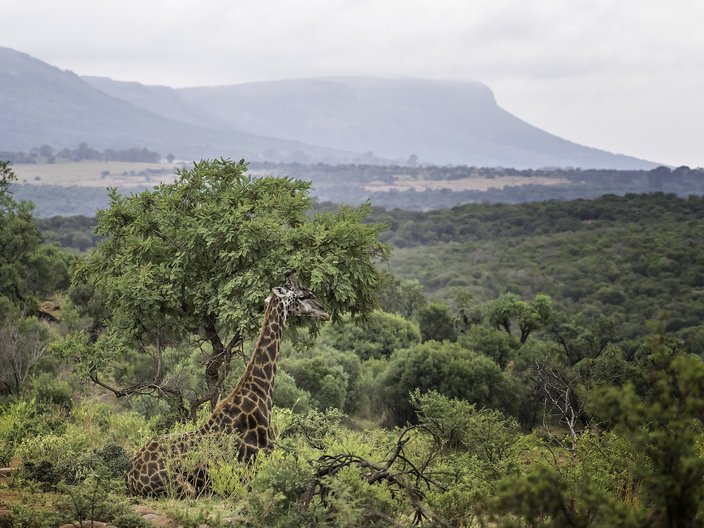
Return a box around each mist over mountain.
[1,47,656,168]
[178,77,656,169]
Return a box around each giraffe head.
[268,271,330,321]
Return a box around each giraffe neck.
[236,295,286,397]
[202,295,287,432]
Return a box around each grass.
[12,162,182,188]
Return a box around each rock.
[0,467,15,478]
[133,504,158,515]
[142,513,176,527]
[59,522,108,528]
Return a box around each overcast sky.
[4,0,703,167]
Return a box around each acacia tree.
[67,159,389,417]
[483,293,553,344]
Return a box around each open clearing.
[12,162,569,193]
[12,161,183,187]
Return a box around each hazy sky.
[4,0,703,167]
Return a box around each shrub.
[280,353,349,412]
[26,373,74,412]
[380,341,508,425]
[57,477,148,528]
[279,408,345,450]
[320,310,421,359]
[16,429,92,486]
[245,449,319,527]
[412,390,523,479]
[418,301,458,342]
[272,370,313,413]
[0,398,42,465]
[458,325,519,369]
[80,443,131,480]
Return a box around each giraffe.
[125,272,330,497]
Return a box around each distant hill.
[81,76,231,131]
[0,47,356,162]
[177,77,657,169]
[1,46,657,168]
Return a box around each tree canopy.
[70,159,389,416]
[1,161,70,309]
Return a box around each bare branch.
[535,361,587,458]
[300,425,449,527]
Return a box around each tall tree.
[592,335,704,527]
[484,293,553,344]
[0,161,45,308]
[70,159,389,417]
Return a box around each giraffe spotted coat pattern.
[125,275,330,497]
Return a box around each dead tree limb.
[300,426,450,527]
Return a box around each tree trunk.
[199,320,241,416]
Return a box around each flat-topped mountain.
[178,77,655,169]
[1,46,655,168]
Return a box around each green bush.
[80,443,131,480]
[280,349,352,412]
[0,398,42,465]
[25,373,74,412]
[279,407,345,450]
[16,428,92,485]
[320,310,421,359]
[243,450,320,527]
[272,370,313,413]
[458,325,519,369]
[71,399,155,451]
[57,477,148,528]
[380,341,508,425]
[352,358,389,420]
[6,497,70,528]
[412,390,522,466]
[418,301,458,342]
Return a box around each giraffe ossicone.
[125,273,330,497]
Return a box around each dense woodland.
[1,159,704,527]
[254,162,704,208]
[1,144,165,165]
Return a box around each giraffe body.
[126,276,329,497]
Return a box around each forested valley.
[2,159,704,527]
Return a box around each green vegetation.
[8,161,704,217]
[60,158,388,419]
[1,142,162,164]
[2,158,704,526]
[268,162,704,209]
[385,194,704,350]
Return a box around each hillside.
[0,47,355,162]
[4,162,704,526]
[34,190,704,349]
[10,160,702,217]
[376,193,704,344]
[177,77,657,169]
[1,46,658,168]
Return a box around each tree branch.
[300,425,448,527]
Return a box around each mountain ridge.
[1,47,656,168]
[0,47,359,163]
[177,76,655,168]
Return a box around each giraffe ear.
[284,269,299,288]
